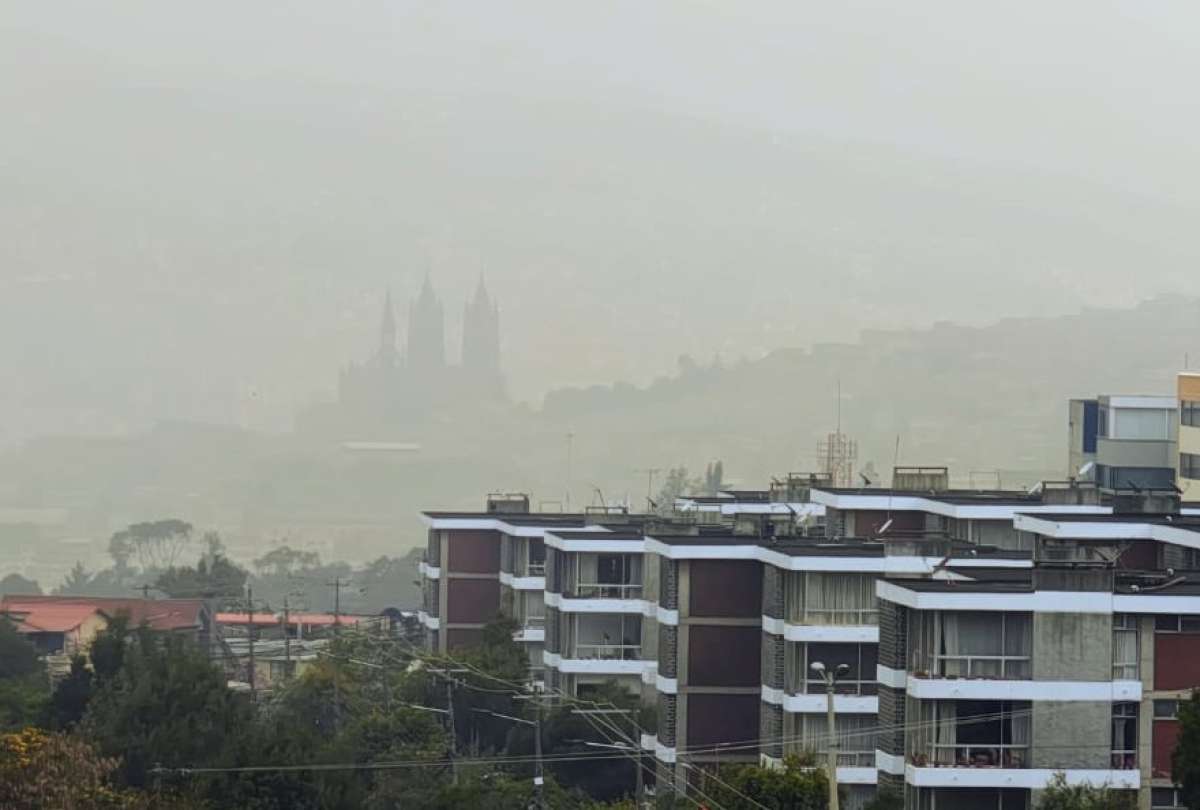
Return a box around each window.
[1155,615,1200,633]
[1154,699,1179,719]
[1112,614,1139,679]
[1111,407,1171,440]
[935,612,1032,679]
[789,713,879,767]
[573,553,642,598]
[1182,401,1200,429]
[1153,787,1184,809]
[1111,703,1137,769]
[909,700,1030,768]
[1182,452,1200,481]
[787,572,877,625]
[791,643,878,696]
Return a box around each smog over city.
[2,3,1200,808]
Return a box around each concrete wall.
[1032,612,1111,682]
[1031,700,1111,769]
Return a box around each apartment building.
[1179,372,1200,499]
[1070,396,1179,490]
[419,494,644,660]
[875,492,1200,810]
[418,466,1200,810]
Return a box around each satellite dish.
[1078,461,1096,478]
[1028,481,1044,496]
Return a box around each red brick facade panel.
[685,693,760,748]
[446,578,501,624]
[1154,634,1200,690]
[687,625,762,687]
[1153,719,1181,779]
[447,628,484,651]
[446,530,501,574]
[689,560,761,618]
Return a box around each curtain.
[935,702,957,765]
[939,613,960,676]
[786,573,805,623]
[1009,704,1031,767]
[1113,622,1138,679]
[805,573,874,624]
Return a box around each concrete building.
[1069,396,1179,490]
[1179,372,1200,500]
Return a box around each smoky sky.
[2,1,1199,443]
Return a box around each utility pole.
[281,594,291,677]
[246,584,256,701]
[445,679,458,785]
[326,577,350,635]
[533,698,545,810]
[811,660,848,810]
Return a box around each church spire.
[462,273,500,376]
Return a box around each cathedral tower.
[461,275,501,375]
[406,275,445,377]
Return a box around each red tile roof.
[1,602,104,633]
[0,595,207,632]
[216,612,278,626]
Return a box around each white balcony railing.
[573,643,642,661]
[914,744,1030,769]
[571,583,643,600]
[935,655,1031,679]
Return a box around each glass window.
[797,714,878,767]
[1111,703,1137,769]
[1112,614,1139,680]
[1156,615,1181,633]
[1154,699,1179,719]
[1182,452,1200,480]
[937,612,1032,679]
[800,573,877,625]
[1153,787,1184,809]
[1112,407,1170,440]
[800,643,878,695]
[1182,401,1200,429]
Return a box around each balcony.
[913,744,1029,770]
[570,582,643,600]
[573,642,643,661]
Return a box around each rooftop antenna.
[565,431,575,512]
[636,468,662,512]
[887,434,901,521]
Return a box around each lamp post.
[810,660,850,810]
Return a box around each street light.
[810,661,851,810]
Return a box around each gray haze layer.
[4,1,1200,444]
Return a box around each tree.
[46,655,94,729]
[0,574,41,596]
[253,545,321,578]
[83,628,251,788]
[697,755,827,809]
[0,620,47,732]
[1175,690,1200,809]
[1036,773,1136,810]
[653,467,693,516]
[701,460,725,496]
[57,561,94,595]
[89,613,131,685]
[108,519,193,573]
[155,543,248,604]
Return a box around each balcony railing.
[787,608,879,626]
[573,643,642,661]
[808,751,876,768]
[522,615,545,627]
[935,655,1031,679]
[570,582,643,600]
[912,744,1030,769]
[801,679,878,696]
[526,562,546,576]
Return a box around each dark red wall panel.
[446,530,501,573]
[446,578,501,623]
[447,628,484,651]
[689,560,761,618]
[1155,634,1200,690]
[686,693,760,748]
[1153,720,1181,779]
[687,625,762,687]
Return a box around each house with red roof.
[0,595,213,656]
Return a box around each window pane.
[1154,700,1179,719]
[1156,615,1180,632]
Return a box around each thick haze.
[4,1,1200,444]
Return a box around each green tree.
[56,561,94,595]
[0,620,47,732]
[1036,773,1136,810]
[109,519,193,573]
[0,573,41,596]
[83,628,251,788]
[155,536,249,604]
[89,613,131,685]
[698,754,827,809]
[1174,690,1200,809]
[253,545,322,578]
[46,654,94,729]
